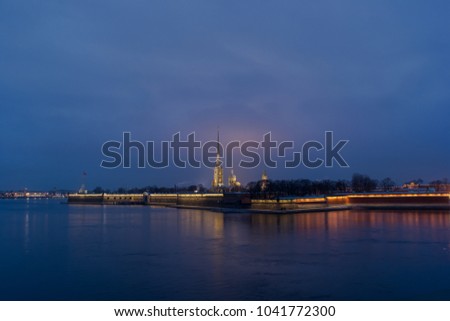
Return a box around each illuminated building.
[228,169,241,191]
[261,170,268,191]
[211,129,223,190]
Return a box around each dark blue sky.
[1,0,449,191]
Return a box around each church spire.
[212,127,224,190]
[217,126,220,157]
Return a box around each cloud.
[0,0,449,189]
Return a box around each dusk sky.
[1,1,449,191]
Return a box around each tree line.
[90,174,449,196]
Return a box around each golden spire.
[217,126,220,157]
[212,127,223,189]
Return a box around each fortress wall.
[326,196,350,205]
[68,193,450,208]
[348,194,449,204]
[102,194,144,204]
[67,194,104,203]
[68,193,144,204]
[147,193,249,208]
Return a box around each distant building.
[402,182,420,190]
[402,181,434,193]
[261,170,268,191]
[78,184,88,194]
[211,129,223,191]
[228,169,241,191]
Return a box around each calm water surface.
[1,199,450,300]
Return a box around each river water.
[1,199,450,300]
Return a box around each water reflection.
[24,205,30,254]
[177,209,224,239]
[1,199,450,300]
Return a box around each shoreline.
[148,203,353,214]
[66,192,450,214]
[143,203,450,214]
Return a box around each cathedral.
[211,130,242,192]
[211,130,224,190]
[212,130,269,192]
[228,169,241,191]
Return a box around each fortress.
[69,131,450,212]
[67,192,450,213]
